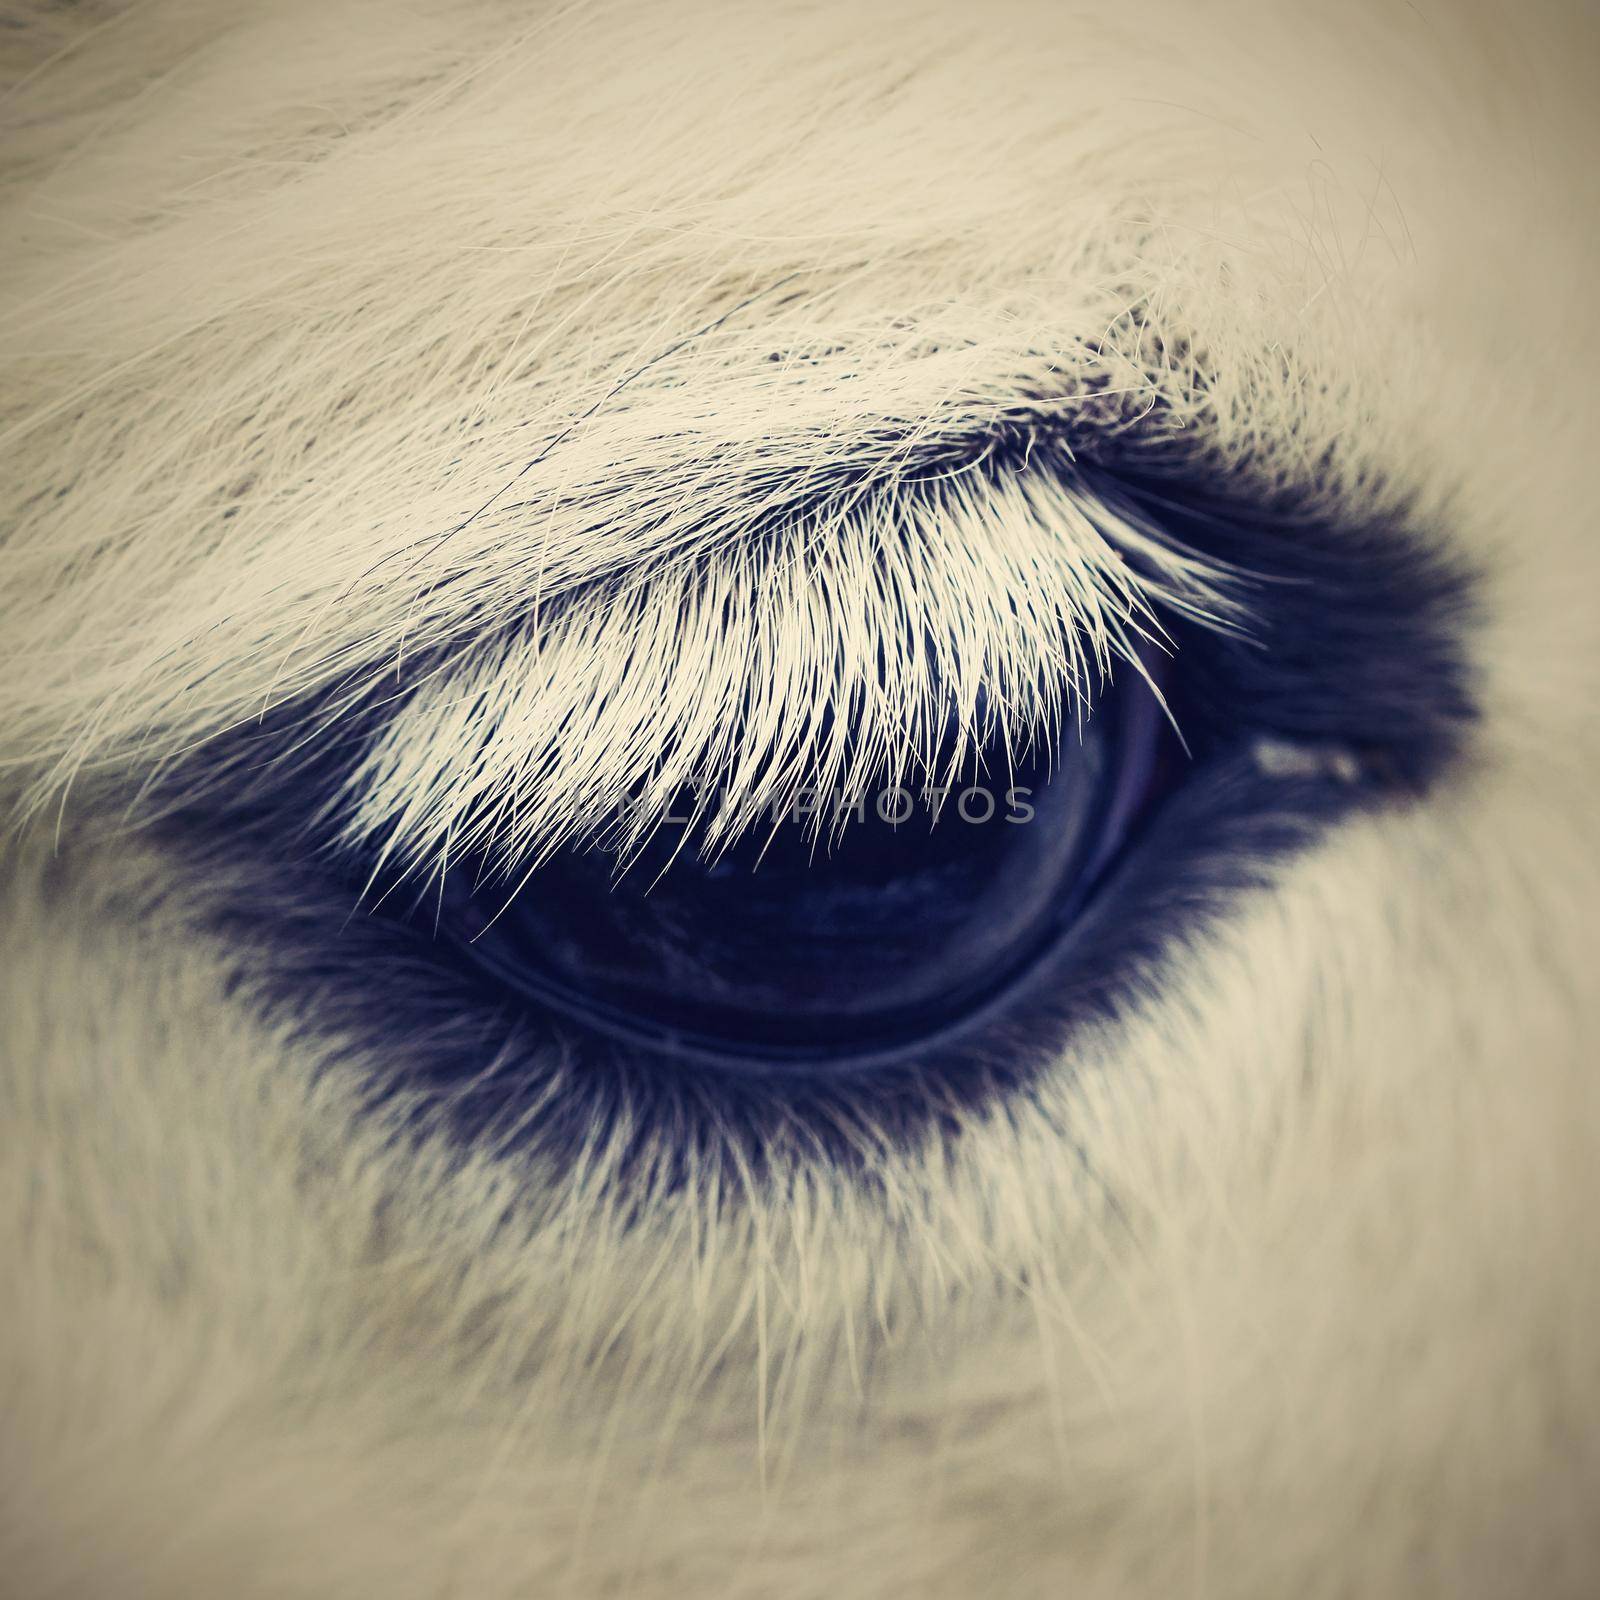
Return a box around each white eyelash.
[338,451,1240,884]
[0,268,1249,856]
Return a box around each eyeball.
[441,668,1171,1074]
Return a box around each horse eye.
[438,670,1173,1074]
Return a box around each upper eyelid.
[2,252,1452,859]
[0,278,1203,805]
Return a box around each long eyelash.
[332,450,1245,888]
[0,265,1230,843]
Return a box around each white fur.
[2,1,1598,1595]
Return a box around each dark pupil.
[452,680,1162,1071]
